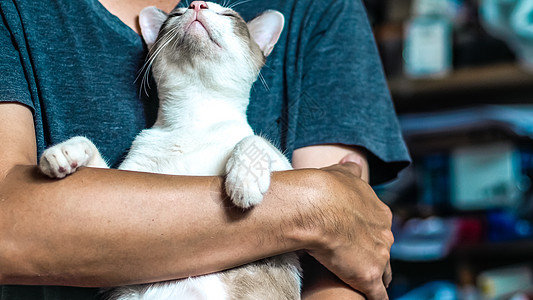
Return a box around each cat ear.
[139,6,168,49]
[247,10,285,57]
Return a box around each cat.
[38,1,301,299]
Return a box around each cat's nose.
[189,1,208,12]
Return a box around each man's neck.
[98,0,179,34]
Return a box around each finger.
[337,161,363,178]
[383,260,392,288]
[354,266,390,300]
[363,282,389,300]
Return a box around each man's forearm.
[0,165,315,287]
[0,160,393,300]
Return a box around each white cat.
[39,1,301,299]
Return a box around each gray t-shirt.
[0,0,409,298]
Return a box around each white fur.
[39,2,300,299]
[106,274,228,300]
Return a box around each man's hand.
[302,162,393,300]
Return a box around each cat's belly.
[106,273,228,300]
[118,127,250,176]
[119,144,232,175]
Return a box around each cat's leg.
[39,136,108,178]
[225,135,292,209]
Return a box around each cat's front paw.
[225,155,270,209]
[39,136,97,178]
[225,137,274,209]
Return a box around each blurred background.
[362,0,533,299]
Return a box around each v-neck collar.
[88,0,184,47]
[89,0,144,47]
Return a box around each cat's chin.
[187,20,209,36]
[182,34,222,53]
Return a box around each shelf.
[391,240,533,270]
[386,62,533,295]
[389,63,533,113]
[453,240,533,259]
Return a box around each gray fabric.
[240,0,410,183]
[0,0,409,298]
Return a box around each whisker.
[136,58,153,97]
[228,0,253,10]
[261,63,274,72]
[136,25,180,96]
[258,72,269,91]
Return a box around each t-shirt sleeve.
[0,5,34,111]
[294,0,410,184]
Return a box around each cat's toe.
[225,166,270,209]
[39,148,72,178]
[38,136,95,178]
[226,181,266,209]
[60,140,92,170]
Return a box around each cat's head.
[139,1,284,90]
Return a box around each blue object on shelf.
[400,105,533,140]
[392,217,458,261]
[487,210,533,242]
[396,281,459,300]
[480,0,533,71]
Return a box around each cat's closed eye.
[168,9,186,18]
[219,10,239,18]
